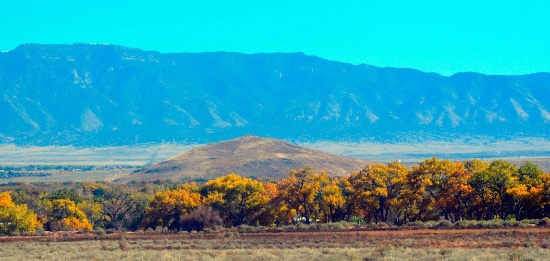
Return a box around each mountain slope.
[125,136,369,181]
[0,44,549,145]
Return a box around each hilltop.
[125,136,369,181]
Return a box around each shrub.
[538,217,550,227]
[237,224,255,233]
[455,220,473,228]
[350,216,364,224]
[95,227,106,235]
[179,206,223,232]
[33,226,47,236]
[375,222,391,228]
[503,220,519,227]
[405,221,425,228]
[420,221,438,228]
[436,220,454,228]
[317,222,346,231]
[296,223,309,230]
[203,228,214,233]
[487,219,505,228]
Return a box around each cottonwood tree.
[144,185,202,230]
[470,159,517,219]
[100,187,138,230]
[203,173,266,226]
[343,162,409,224]
[319,178,345,222]
[414,157,466,221]
[0,192,41,235]
[45,199,92,231]
[277,167,330,224]
[506,162,547,219]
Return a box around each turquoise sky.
[1,1,549,76]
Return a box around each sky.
[1,1,549,76]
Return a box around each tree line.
[1,157,549,235]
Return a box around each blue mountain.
[0,44,548,145]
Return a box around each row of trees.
[1,158,549,234]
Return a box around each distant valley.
[0,136,548,184]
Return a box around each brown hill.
[123,136,369,182]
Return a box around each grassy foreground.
[2,228,550,260]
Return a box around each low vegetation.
[0,157,548,236]
[2,228,550,260]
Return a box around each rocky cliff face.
[0,44,548,145]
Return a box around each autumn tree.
[203,173,266,226]
[413,157,468,221]
[343,162,409,224]
[277,167,330,224]
[0,192,41,235]
[470,159,517,219]
[144,185,202,230]
[439,169,475,221]
[251,182,291,226]
[319,178,345,222]
[465,159,489,173]
[506,162,546,219]
[401,165,429,222]
[77,200,103,229]
[45,199,92,231]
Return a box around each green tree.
[470,160,517,219]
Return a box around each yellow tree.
[402,165,430,222]
[506,162,546,219]
[204,173,266,226]
[254,182,294,227]
[344,162,409,224]
[319,178,345,222]
[0,192,41,235]
[465,159,489,173]
[277,167,330,224]
[46,199,92,231]
[145,185,202,230]
[77,200,103,229]
[439,169,475,221]
[540,173,550,218]
[415,157,466,221]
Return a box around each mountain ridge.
[1,44,548,146]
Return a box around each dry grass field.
[2,228,550,260]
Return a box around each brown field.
[0,168,136,183]
[2,228,550,260]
